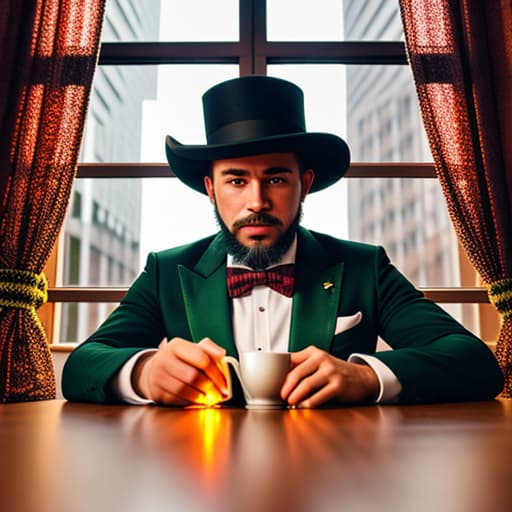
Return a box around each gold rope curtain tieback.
[0,269,48,311]
[487,278,512,319]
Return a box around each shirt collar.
[226,235,297,270]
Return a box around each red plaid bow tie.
[226,264,295,298]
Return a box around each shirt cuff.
[111,349,157,405]
[348,353,402,403]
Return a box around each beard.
[214,204,303,271]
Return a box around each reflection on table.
[2,400,512,512]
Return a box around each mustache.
[232,213,282,232]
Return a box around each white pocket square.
[334,311,363,336]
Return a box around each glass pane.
[62,178,217,288]
[268,63,430,162]
[345,64,430,162]
[140,178,217,257]
[438,304,484,341]
[62,182,143,288]
[101,0,160,42]
[343,0,404,41]
[80,64,238,163]
[267,0,343,41]
[58,303,119,343]
[268,64,347,139]
[102,0,239,42]
[267,0,403,41]
[346,178,459,288]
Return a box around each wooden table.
[2,400,512,512]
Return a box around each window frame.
[43,0,497,346]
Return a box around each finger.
[286,370,327,406]
[163,356,211,391]
[281,354,319,400]
[289,346,317,367]
[198,337,226,359]
[150,385,191,407]
[296,382,340,408]
[166,338,227,394]
[148,349,208,398]
[153,367,224,405]
[150,359,206,404]
[197,338,229,394]
[169,337,220,371]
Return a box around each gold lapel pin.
[323,281,334,291]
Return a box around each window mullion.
[252,0,267,74]
[239,0,255,75]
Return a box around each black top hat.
[165,76,350,194]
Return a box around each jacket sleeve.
[62,252,166,403]
[371,247,503,403]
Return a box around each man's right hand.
[132,337,229,406]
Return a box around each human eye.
[228,177,246,186]
[268,176,286,185]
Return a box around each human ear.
[300,169,315,200]
[204,176,215,204]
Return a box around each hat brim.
[165,132,350,194]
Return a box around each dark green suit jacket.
[62,227,503,404]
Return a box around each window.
[45,0,496,345]
[71,191,82,219]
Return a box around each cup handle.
[222,355,252,402]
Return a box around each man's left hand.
[280,346,380,407]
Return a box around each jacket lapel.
[176,229,343,356]
[289,228,344,352]
[177,235,238,357]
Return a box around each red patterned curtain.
[399,1,512,394]
[0,0,105,402]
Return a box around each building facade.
[61,0,161,342]
[343,1,459,285]
[343,0,469,322]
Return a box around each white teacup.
[223,352,291,409]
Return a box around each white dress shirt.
[112,237,402,404]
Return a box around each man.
[62,76,503,406]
